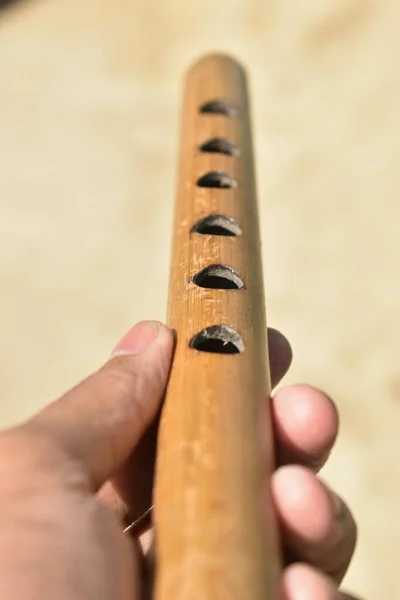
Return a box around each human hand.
[0,321,357,600]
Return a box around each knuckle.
[324,493,358,583]
[101,358,149,425]
[0,424,82,491]
[0,425,47,471]
[103,357,140,397]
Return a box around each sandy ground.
[0,1,399,597]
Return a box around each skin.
[0,321,359,600]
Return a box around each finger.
[272,465,357,583]
[267,328,292,389]
[283,566,363,600]
[282,563,338,600]
[29,321,175,490]
[271,385,339,472]
[98,415,160,527]
[99,326,293,524]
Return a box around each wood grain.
[154,53,280,600]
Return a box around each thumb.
[29,321,174,490]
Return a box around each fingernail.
[111,321,162,357]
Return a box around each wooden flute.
[153,53,280,600]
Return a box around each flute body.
[154,54,280,600]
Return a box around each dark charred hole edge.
[191,215,242,237]
[192,264,244,290]
[196,171,238,189]
[199,138,239,157]
[189,325,245,354]
[199,99,238,117]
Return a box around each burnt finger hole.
[191,215,242,237]
[200,138,239,157]
[193,265,244,290]
[199,100,237,117]
[196,171,237,189]
[190,325,244,354]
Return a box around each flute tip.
[186,52,247,79]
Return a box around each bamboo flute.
[153,53,281,600]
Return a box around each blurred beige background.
[0,0,399,597]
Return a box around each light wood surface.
[1,2,400,599]
[154,54,279,600]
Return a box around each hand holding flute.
[154,53,356,600]
[0,55,357,600]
